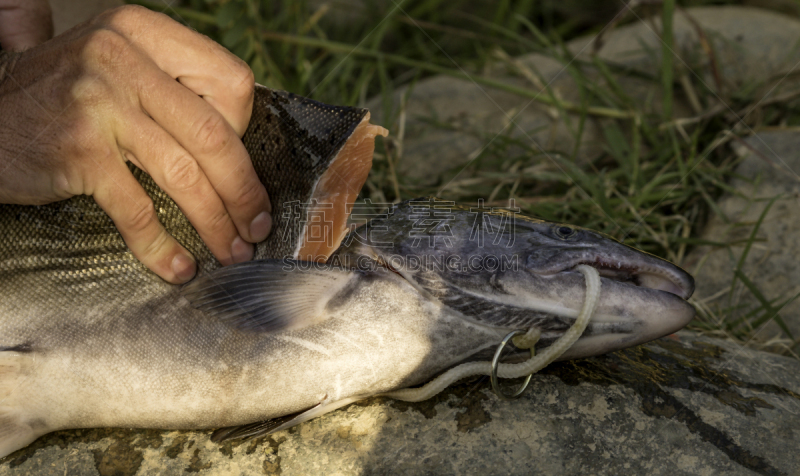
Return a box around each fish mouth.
[563,256,694,301]
[526,254,697,360]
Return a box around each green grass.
[130,0,800,356]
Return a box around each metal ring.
[491,330,533,400]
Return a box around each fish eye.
[554,225,576,239]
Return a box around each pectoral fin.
[181,260,356,333]
[211,396,364,442]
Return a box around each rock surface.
[684,131,800,343]
[2,332,799,476]
[369,6,800,186]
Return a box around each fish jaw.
[526,243,694,301]
[435,263,696,360]
[516,224,696,358]
[518,271,696,360]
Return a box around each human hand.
[0,5,272,283]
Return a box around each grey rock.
[684,130,800,344]
[372,6,800,186]
[573,6,800,91]
[2,332,798,475]
[367,49,605,187]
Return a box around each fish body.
[1,261,459,431]
[0,88,694,458]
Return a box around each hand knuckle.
[84,28,129,66]
[231,65,255,100]
[204,207,231,235]
[94,147,120,170]
[139,227,170,261]
[162,154,202,192]
[68,79,111,115]
[194,113,230,155]
[231,180,264,209]
[68,119,112,158]
[98,4,153,28]
[127,201,158,235]
[115,4,150,18]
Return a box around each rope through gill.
[382,264,601,402]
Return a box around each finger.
[0,0,53,50]
[135,66,271,246]
[104,6,254,136]
[91,153,197,284]
[118,110,255,266]
[177,63,254,139]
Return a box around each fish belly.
[1,275,499,445]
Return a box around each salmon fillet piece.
[296,113,388,262]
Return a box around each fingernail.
[249,211,272,242]
[172,253,196,282]
[231,236,254,263]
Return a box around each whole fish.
[0,87,694,458]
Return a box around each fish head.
[483,214,696,359]
[334,198,695,359]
